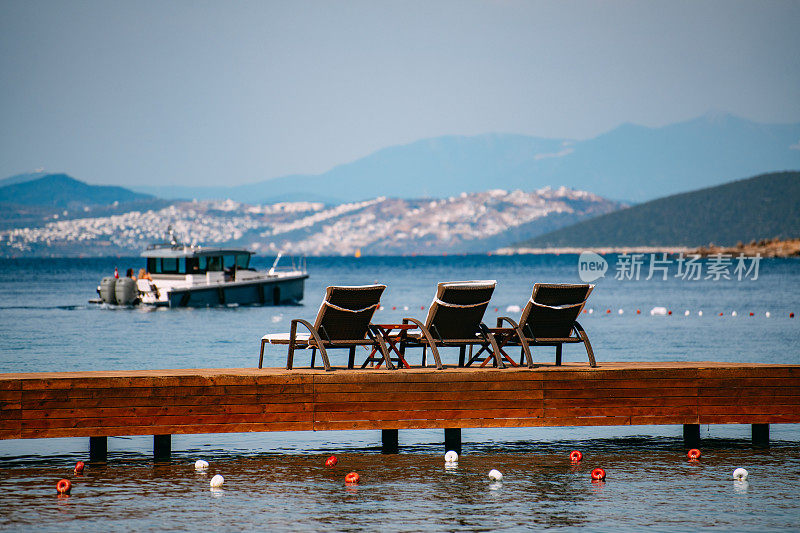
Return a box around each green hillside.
[0,173,153,207]
[517,171,800,248]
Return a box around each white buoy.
[444,450,459,464]
[194,459,209,471]
[379,306,384,311]
[684,310,690,316]
[731,311,737,317]
[732,468,748,481]
[403,306,409,311]
[618,309,624,315]
[488,469,503,481]
[506,305,521,313]
[588,308,594,314]
[210,474,225,488]
[650,306,667,316]
[765,311,771,318]
[698,310,703,316]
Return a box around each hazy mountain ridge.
[0,173,153,207]
[0,173,169,230]
[515,171,800,249]
[133,113,800,203]
[0,187,621,257]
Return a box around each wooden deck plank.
[1,362,799,440]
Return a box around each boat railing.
[268,253,307,276]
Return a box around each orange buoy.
[56,479,72,494]
[687,449,701,460]
[791,312,795,318]
[344,472,360,485]
[636,309,641,314]
[421,306,425,310]
[719,312,723,316]
[74,461,85,474]
[590,468,606,481]
[494,308,498,312]
[606,309,611,314]
[570,450,583,463]
[325,455,338,468]
[392,306,396,310]
[749,312,754,316]
[667,310,672,315]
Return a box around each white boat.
[95,234,307,308]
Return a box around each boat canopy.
[142,247,252,275]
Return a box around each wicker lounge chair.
[495,283,596,368]
[259,284,392,371]
[399,280,504,369]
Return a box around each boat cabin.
[143,247,252,276]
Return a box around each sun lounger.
[399,280,504,369]
[495,283,596,368]
[259,284,391,371]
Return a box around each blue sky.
[1,0,798,187]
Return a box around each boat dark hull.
[166,275,308,308]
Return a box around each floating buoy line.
[373,305,794,318]
[49,449,755,495]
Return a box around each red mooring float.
[325,455,338,468]
[74,461,85,474]
[687,449,701,460]
[590,468,606,481]
[56,479,72,495]
[344,472,360,485]
[570,450,583,462]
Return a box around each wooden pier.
[1,362,798,458]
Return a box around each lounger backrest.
[520,283,593,339]
[424,280,496,340]
[314,284,386,341]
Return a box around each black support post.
[683,424,700,448]
[154,434,171,461]
[752,424,769,448]
[381,429,399,454]
[89,436,107,462]
[444,428,462,455]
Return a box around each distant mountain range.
[516,171,800,248]
[132,113,800,204]
[0,173,153,207]
[0,187,620,257]
[0,173,168,230]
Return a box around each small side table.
[469,327,520,367]
[362,324,418,369]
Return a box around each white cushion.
[262,332,311,343]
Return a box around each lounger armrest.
[401,317,443,370]
[477,323,506,369]
[496,316,520,329]
[289,319,334,371]
[367,325,395,370]
[573,320,597,368]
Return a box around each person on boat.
[126,268,136,280]
[138,268,153,281]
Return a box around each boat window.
[147,258,158,273]
[205,256,222,271]
[223,255,236,269]
[186,257,200,274]
[236,254,250,269]
[161,258,179,274]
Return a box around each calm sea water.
[1,255,799,531]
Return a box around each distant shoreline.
[493,246,691,255]
[497,238,800,257]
